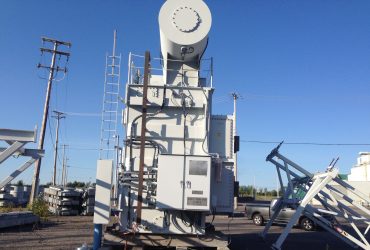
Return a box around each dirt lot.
[0,211,366,250]
[0,216,93,250]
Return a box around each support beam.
[0,158,37,190]
[0,127,43,201]
[0,141,26,164]
[0,148,44,158]
[0,128,37,142]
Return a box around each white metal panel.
[156,154,184,210]
[209,115,233,159]
[93,160,113,224]
[211,161,234,213]
[143,123,206,140]
[184,155,211,211]
[149,75,164,85]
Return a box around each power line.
[214,92,370,103]
[67,147,100,151]
[68,165,96,170]
[241,140,370,146]
[63,112,102,117]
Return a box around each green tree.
[271,189,278,197]
[239,185,256,197]
[66,181,87,188]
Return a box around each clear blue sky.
[1,0,370,190]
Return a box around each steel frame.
[261,143,370,250]
[0,128,44,190]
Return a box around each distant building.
[312,152,370,207]
[348,152,370,181]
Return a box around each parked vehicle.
[245,198,323,231]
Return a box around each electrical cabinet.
[209,115,234,159]
[156,154,211,211]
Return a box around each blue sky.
[1,0,370,189]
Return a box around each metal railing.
[127,52,213,87]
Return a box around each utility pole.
[65,164,69,187]
[231,92,240,209]
[52,111,65,186]
[61,144,68,187]
[30,37,71,204]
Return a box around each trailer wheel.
[252,214,264,226]
[300,217,315,231]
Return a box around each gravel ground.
[0,216,93,250]
[0,209,367,250]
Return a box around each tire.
[300,217,315,231]
[252,214,264,226]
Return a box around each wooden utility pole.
[136,51,150,224]
[52,111,65,186]
[30,37,71,204]
[61,144,68,186]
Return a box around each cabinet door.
[156,155,184,210]
[184,156,211,211]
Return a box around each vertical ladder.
[99,30,121,160]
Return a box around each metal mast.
[231,92,240,180]
[30,37,71,204]
[231,92,240,209]
[99,30,121,160]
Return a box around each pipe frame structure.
[262,144,370,250]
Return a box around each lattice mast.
[99,30,121,160]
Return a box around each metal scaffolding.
[0,128,44,190]
[262,143,370,250]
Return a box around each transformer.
[118,0,236,235]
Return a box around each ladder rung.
[106,92,118,95]
[103,129,116,132]
[103,111,117,113]
[101,139,115,142]
[103,120,117,122]
[106,82,119,86]
[107,74,120,77]
[108,55,121,59]
[104,101,118,104]
[108,64,121,68]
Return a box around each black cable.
[241,140,370,146]
[227,214,234,247]
[180,91,188,211]
[161,84,167,110]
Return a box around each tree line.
[239,185,283,197]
